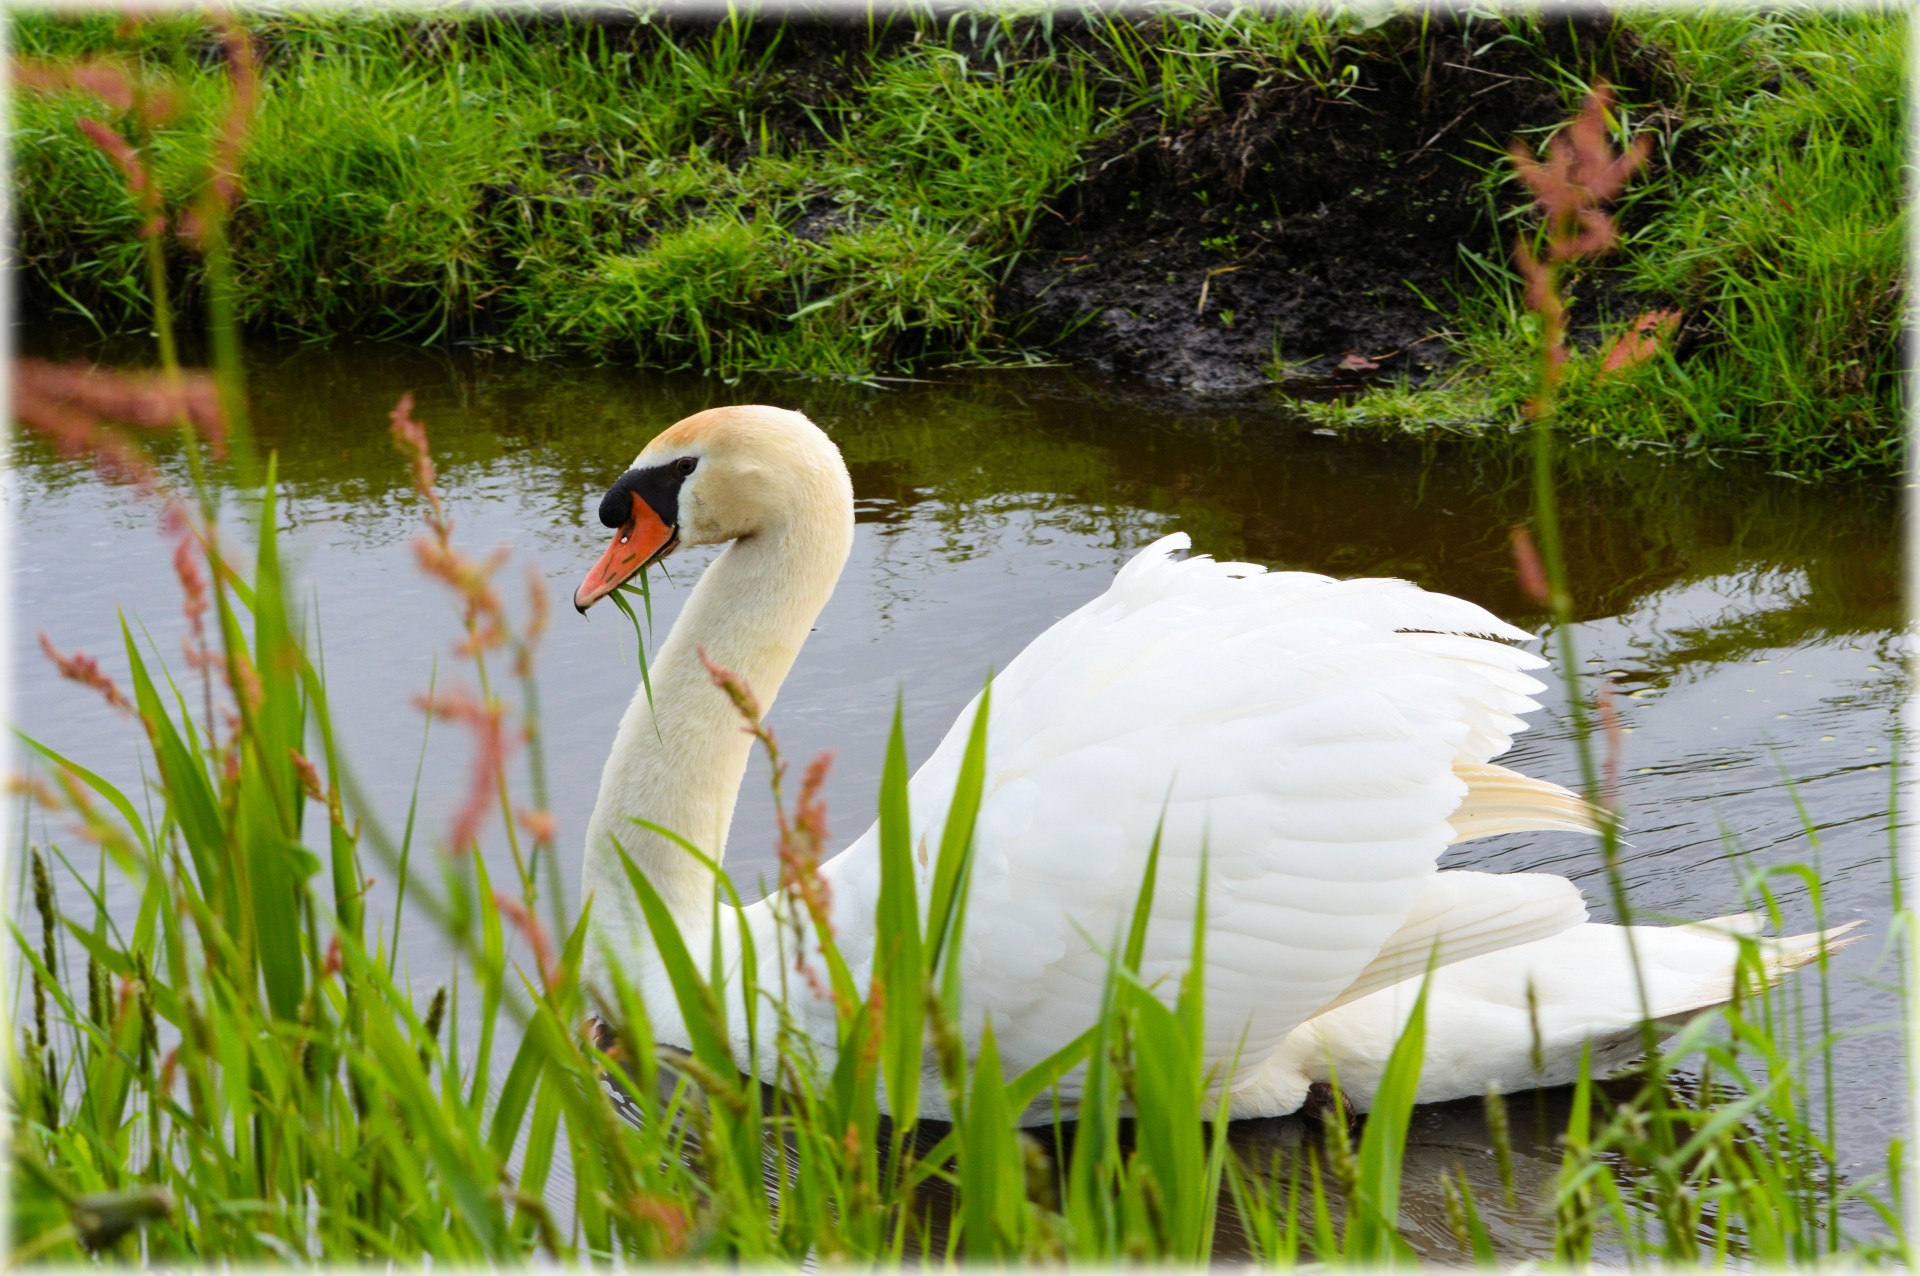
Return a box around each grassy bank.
[10,7,1905,475]
[14,8,1098,370]
[1299,9,1907,477]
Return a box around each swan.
[572,404,1856,1120]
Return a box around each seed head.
[493,893,558,991]
[38,633,134,716]
[76,116,167,240]
[1508,527,1550,608]
[389,393,446,532]
[412,690,513,854]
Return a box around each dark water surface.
[10,340,1906,1256]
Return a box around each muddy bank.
[1000,13,1665,390]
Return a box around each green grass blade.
[1347,971,1429,1263]
[12,733,154,859]
[959,1019,1015,1259]
[874,695,924,1124]
[120,621,232,916]
[607,587,655,719]
[927,682,990,978]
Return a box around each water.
[10,338,1906,1256]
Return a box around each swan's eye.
[675,456,698,478]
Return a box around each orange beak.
[574,492,674,613]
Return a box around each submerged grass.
[6,15,1911,1267]
[11,7,1904,472]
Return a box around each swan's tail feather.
[1750,918,1865,979]
[1295,917,1868,1112]
[1636,918,1865,1024]
[1447,761,1602,843]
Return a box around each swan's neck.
[581,494,852,982]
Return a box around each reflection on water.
[9,337,1905,1255]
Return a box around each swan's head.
[573,405,848,613]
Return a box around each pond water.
[9,338,1907,1256]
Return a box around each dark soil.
[1001,13,1667,391]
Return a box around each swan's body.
[575,405,1854,1120]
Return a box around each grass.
[1620,10,1905,471]
[11,8,1903,474]
[1300,9,1905,477]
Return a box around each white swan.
[573,405,1855,1120]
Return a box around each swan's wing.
[1314,870,1587,1012]
[821,533,1569,1091]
